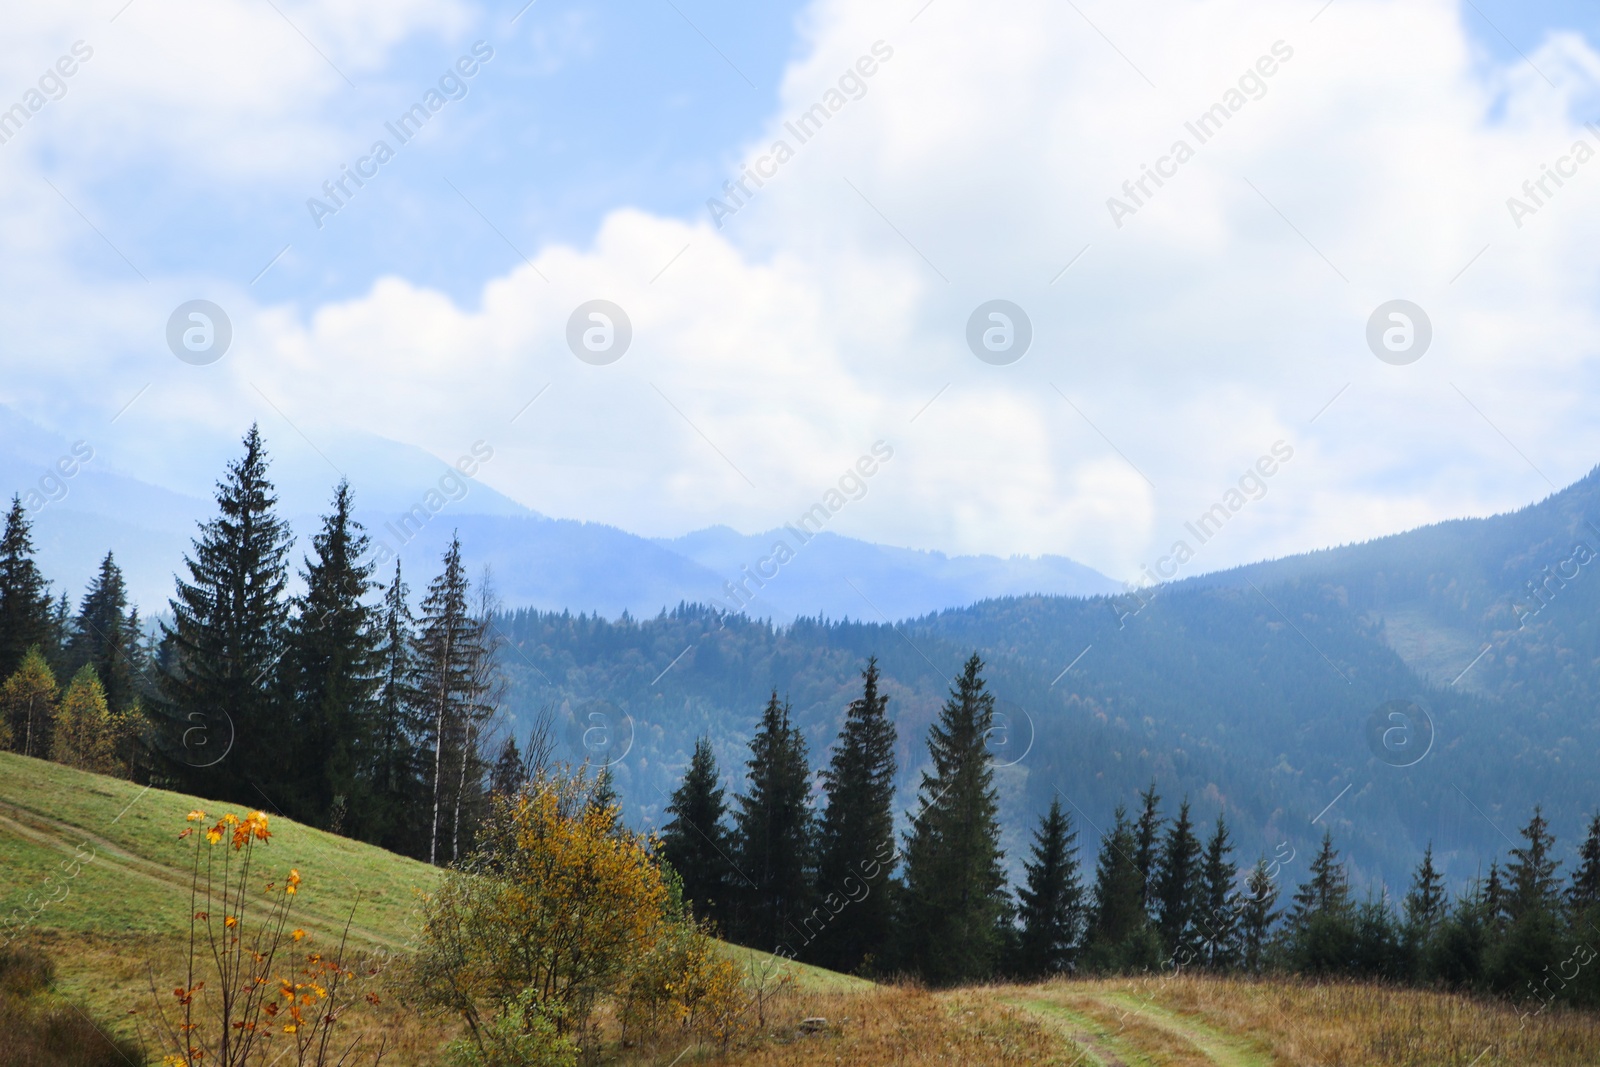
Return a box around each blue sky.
[8,0,1600,586]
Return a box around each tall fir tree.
[1134,782,1164,915]
[1153,798,1203,964]
[412,535,492,866]
[370,561,424,857]
[160,426,293,805]
[898,654,1009,985]
[1015,798,1085,977]
[813,658,899,974]
[1404,843,1449,936]
[65,552,137,714]
[1483,861,1508,933]
[0,497,55,682]
[733,692,814,953]
[1290,830,1351,927]
[1196,814,1238,971]
[1505,805,1562,923]
[661,737,737,928]
[1084,804,1160,973]
[1569,814,1600,915]
[280,481,382,834]
[1,646,58,758]
[1238,858,1281,973]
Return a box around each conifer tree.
[370,561,423,855]
[661,737,736,927]
[161,425,293,804]
[413,535,492,866]
[1196,814,1238,970]
[899,654,1008,985]
[1154,799,1203,963]
[52,664,114,773]
[65,552,137,714]
[1015,798,1085,977]
[0,646,58,758]
[1083,805,1160,973]
[1404,843,1449,936]
[1290,830,1351,926]
[1569,814,1600,915]
[1483,861,1507,933]
[1238,858,1281,973]
[282,481,382,833]
[490,735,526,797]
[0,497,54,682]
[813,658,898,974]
[733,692,814,952]
[1505,805,1562,923]
[1134,782,1163,914]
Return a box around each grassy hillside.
[0,751,863,1061]
[7,752,1598,1066]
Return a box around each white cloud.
[4,0,1600,584]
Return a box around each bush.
[0,946,145,1067]
[445,989,576,1067]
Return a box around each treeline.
[662,653,1600,1011]
[0,426,506,865]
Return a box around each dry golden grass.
[696,984,1070,1067]
[1017,973,1600,1067]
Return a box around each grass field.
[5,751,1600,1065]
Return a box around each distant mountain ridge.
[0,406,1116,621]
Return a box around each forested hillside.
[496,469,1600,896]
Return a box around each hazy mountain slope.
[654,526,1119,621]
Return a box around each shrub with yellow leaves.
[141,808,385,1067]
[414,768,749,1061]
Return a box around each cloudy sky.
[4,0,1600,587]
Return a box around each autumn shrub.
[415,769,750,1060]
[142,809,385,1067]
[618,912,751,1050]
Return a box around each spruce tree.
[1015,797,1085,977]
[1404,843,1449,936]
[1134,782,1163,914]
[413,535,492,866]
[370,561,423,857]
[899,654,1008,985]
[1290,830,1351,926]
[1196,814,1238,971]
[281,481,382,833]
[1,646,58,758]
[661,737,737,928]
[733,692,814,952]
[0,497,54,682]
[1238,858,1281,973]
[160,425,293,804]
[1083,805,1160,973]
[813,658,899,974]
[1483,861,1507,933]
[65,552,137,714]
[1505,805,1562,923]
[1569,814,1600,915]
[1154,799,1203,964]
[489,735,526,797]
[1288,830,1355,974]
